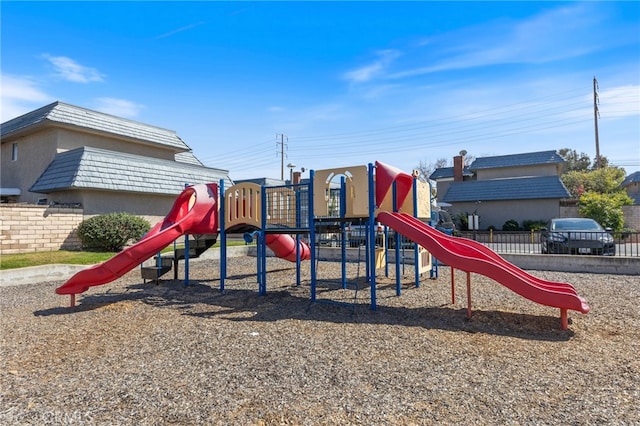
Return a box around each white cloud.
[155,21,206,39]
[0,74,52,121]
[374,3,630,81]
[599,85,640,119]
[93,98,144,118]
[42,54,105,83]
[343,49,401,83]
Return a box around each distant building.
[1,101,231,221]
[430,150,570,230]
[620,171,640,205]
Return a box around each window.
[11,143,18,161]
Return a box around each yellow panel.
[313,165,369,218]
[414,180,432,219]
[264,187,297,228]
[375,179,431,220]
[375,248,386,269]
[224,182,261,230]
[417,247,432,275]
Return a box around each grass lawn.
[0,250,116,270]
[1,240,250,270]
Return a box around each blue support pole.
[428,179,439,280]
[368,163,377,310]
[340,179,347,289]
[260,185,268,295]
[309,170,317,302]
[413,176,420,288]
[219,179,226,292]
[340,176,347,289]
[259,232,265,292]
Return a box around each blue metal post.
[340,176,347,289]
[258,232,265,292]
[340,177,348,289]
[413,176,420,288]
[219,179,226,292]
[368,163,377,310]
[260,185,268,295]
[309,170,317,302]
[428,179,439,279]
[413,178,422,287]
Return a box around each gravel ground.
[1,256,639,425]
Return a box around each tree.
[592,154,609,169]
[558,148,592,172]
[415,151,474,182]
[416,157,448,182]
[562,166,627,198]
[578,192,632,232]
[561,164,631,232]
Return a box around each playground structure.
[56,161,589,329]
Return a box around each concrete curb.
[2,246,638,287]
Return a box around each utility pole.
[593,77,601,169]
[276,133,287,180]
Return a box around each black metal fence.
[314,228,640,257]
[456,230,640,257]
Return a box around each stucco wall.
[55,128,175,160]
[449,199,561,230]
[0,204,83,254]
[47,189,175,222]
[1,129,59,204]
[475,164,560,180]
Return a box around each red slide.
[265,234,311,262]
[56,183,219,296]
[378,211,590,314]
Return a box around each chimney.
[453,155,463,182]
[293,171,302,184]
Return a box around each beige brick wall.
[0,204,83,255]
[622,205,640,230]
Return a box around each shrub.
[522,220,547,231]
[454,212,469,231]
[578,191,633,232]
[502,219,521,231]
[77,212,151,251]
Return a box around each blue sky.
[2,1,639,180]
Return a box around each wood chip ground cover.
[1,257,638,425]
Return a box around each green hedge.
[77,212,151,251]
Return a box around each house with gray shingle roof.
[1,101,231,220]
[620,171,640,205]
[431,150,570,229]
